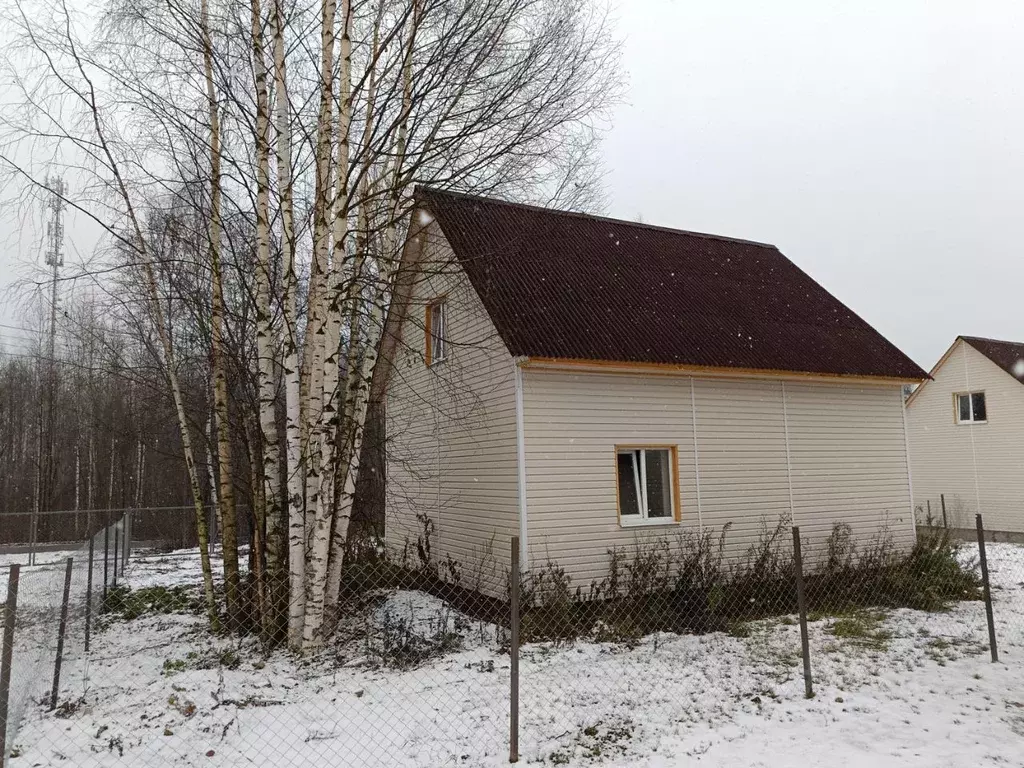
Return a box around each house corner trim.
[514,358,529,571]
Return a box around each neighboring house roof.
[906,335,1024,408]
[416,187,927,381]
[961,336,1024,384]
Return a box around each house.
[375,188,928,592]
[906,336,1024,540]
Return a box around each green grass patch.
[548,720,635,764]
[102,585,201,620]
[827,610,892,650]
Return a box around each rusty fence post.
[791,526,813,698]
[975,514,998,663]
[509,536,520,764]
[941,494,948,529]
[50,557,74,711]
[1,565,21,768]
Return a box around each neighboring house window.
[426,298,446,365]
[615,446,679,524]
[955,392,987,424]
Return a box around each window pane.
[972,392,987,422]
[958,394,971,422]
[644,449,673,518]
[616,452,641,516]
[430,302,445,360]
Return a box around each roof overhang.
[521,356,926,387]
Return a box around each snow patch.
[4,544,1024,766]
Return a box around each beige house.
[907,336,1024,539]
[375,188,928,591]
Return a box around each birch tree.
[2,0,621,650]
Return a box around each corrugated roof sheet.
[962,336,1024,384]
[418,187,927,380]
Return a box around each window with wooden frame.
[615,445,680,526]
[425,297,447,366]
[955,391,987,424]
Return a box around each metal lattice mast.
[39,177,65,548]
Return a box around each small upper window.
[616,446,678,525]
[956,392,986,424]
[426,298,446,365]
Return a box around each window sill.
[619,517,680,529]
[956,421,987,426]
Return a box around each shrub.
[516,518,981,645]
[805,523,981,614]
[330,513,981,655]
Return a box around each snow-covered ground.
[0,548,79,569]
[4,545,1024,767]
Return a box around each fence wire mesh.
[1,517,123,764]
[1,506,1023,766]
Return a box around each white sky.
[602,0,1024,368]
[3,0,1022,368]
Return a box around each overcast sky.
[602,0,1024,368]
[2,0,1021,368]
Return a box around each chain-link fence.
[0,506,251,567]
[2,506,1023,766]
[1,513,126,766]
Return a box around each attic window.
[955,392,986,424]
[426,298,447,366]
[616,446,679,526]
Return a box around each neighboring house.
[907,336,1024,539]
[375,188,928,592]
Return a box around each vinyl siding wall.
[521,368,915,585]
[384,225,518,589]
[907,340,1024,533]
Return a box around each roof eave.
[521,356,926,386]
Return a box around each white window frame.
[615,446,678,527]
[426,298,447,366]
[955,391,987,425]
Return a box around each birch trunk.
[86,433,94,535]
[251,0,286,642]
[381,0,419,281]
[134,439,144,508]
[273,0,305,649]
[74,444,80,538]
[202,0,241,630]
[303,0,351,651]
[301,0,338,555]
[246,415,269,638]
[74,53,217,626]
[324,1,386,614]
[206,411,218,553]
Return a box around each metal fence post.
[28,509,37,566]
[1,565,21,768]
[975,514,998,663]
[113,522,119,588]
[85,537,94,653]
[123,511,132,570]
[103,524,110,601]
[791,526,813,698]
[50,558,74,711]
[509,536,520,764]
[941,493,948,529]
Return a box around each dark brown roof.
[417,187,927,380]
[961,336,1024,384]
